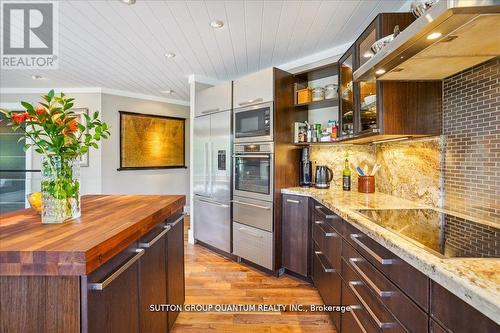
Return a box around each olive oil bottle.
[342,158,351,191]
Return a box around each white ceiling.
[0,0,407,102]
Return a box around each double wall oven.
[232,102,275,270]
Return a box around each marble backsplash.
[309,137,443,207]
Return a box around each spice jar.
[324,84,338,99]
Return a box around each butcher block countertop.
[0,195,185,276]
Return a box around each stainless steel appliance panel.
[194,196,231,253]
[233,196,273,232]
[210,110,232,202]
[233,222,273,270]
[234,101,273,143]
[193,115,211,198]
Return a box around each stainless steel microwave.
[233,101,273,143]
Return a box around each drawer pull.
[88,249,144,291]
[350,234,395,265]
[201,108,220,114]
[349,258,395,297]
[314,251,335,273]
[315,221,337,237]
[139,226,170,248]
[233,200,271,210]
[350,306,368,333]
[286,199,300,204]
[348,281,396,329]
[168,214,184,227]
[239,227,264,238]
[314,205,337,219]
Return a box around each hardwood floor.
[171,217,337,333]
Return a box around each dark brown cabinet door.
[139,225,170,333]
[167,214,185,330]
[282,194,309,276]
[87,245,142,333]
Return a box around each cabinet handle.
[350,234,395,265]
[314,205,337,219]
[314,250,335,273]
[201,108,220,114]
[349,258,395,297]
[348,281,396,329]
[238,98,263,106]
[168,214,184,228]
[196,197,230,208]
[315,221,337,237]
[88,249,144,291]
[350,306,368,333]
[286,199,300,204]
[233,200,271,210]
[238,227,264,238]
[139,226,170,248]
[233,154,271,158]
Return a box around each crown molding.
[0,87,189,106]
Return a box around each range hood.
[354,1,500,81]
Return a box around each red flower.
[35,105,46,116]
[67,119,78,133]
[12,112,29,124]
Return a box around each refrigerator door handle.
[195,197,230,208]
[204,142,209,195]
[211,141,215,196]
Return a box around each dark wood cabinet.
[430,281,499,333]
[87,244,142,333]
[337,13,443,142]
[282,194,310,277]
[138,225,170,333]
[166,214,186,330]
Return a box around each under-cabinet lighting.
[372,137,410,144]
[363,51,373,58]
[427,32,442,40]
[375,69,386,75]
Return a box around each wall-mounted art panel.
[118,111,185,170]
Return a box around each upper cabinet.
[339,46,355,137]
[195,81,232,117]
[233,67,274,108]
[338,13,443,143]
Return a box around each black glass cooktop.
[357,209,499,258]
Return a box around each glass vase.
[41,155,81,224]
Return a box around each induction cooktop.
[356,209,499,259]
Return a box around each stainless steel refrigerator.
[193,110,231,253]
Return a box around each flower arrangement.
[0,90,110,223]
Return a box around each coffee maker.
[299,147,312,187]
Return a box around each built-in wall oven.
[234,101,273,143]
[233,142,274,202]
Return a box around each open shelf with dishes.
[292,63,340,145]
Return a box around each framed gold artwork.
[118,111,186,170]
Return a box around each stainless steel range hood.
[354,1,500,81]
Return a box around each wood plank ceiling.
[0,0,406,102]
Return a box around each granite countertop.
[281,187,500,324]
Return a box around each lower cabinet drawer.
[341,280,380,333]
[341,258,406,333]
[344,222,429,310]
[343,240,428,333]
[233,222,273,270]
[312,214,342,271]
[312,242,341,331]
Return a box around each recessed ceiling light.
[160,89,174,94]
[120,0,136,5]
[32,75,44,80]
[363,51,373,58]
[375,69,386,75]
[427,32,442,40]
[210,20,224,29]
[165,52,176,59]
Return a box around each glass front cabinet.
[338,45,355,137]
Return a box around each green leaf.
[47,90,55,100]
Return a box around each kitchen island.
[0,194,186,333]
